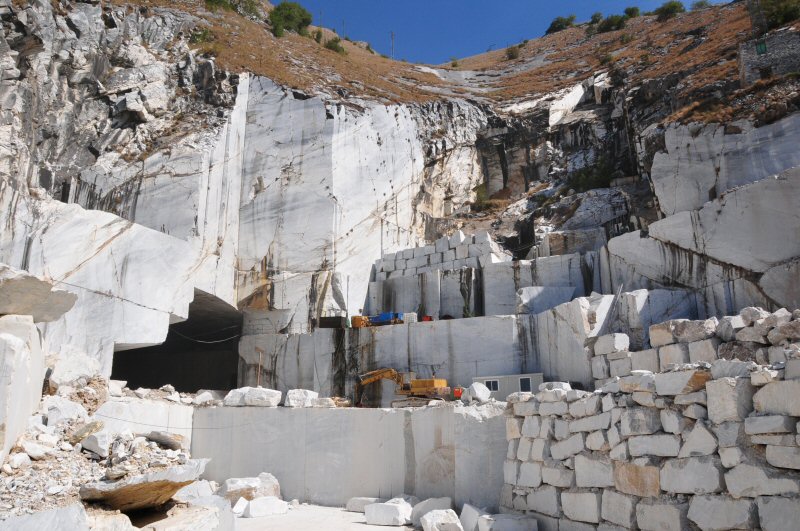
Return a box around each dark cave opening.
[111,290,242,393]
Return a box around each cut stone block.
[609,357,632,378]
[517,438,532,461]
[601,489,636,528]
[654,369,711,396]
[513,401,538,417]
[619,407,662,437]
[569,395,601,418]
[530,439,550,462]
[549,433,584,460]
[631,349,659,373]
[411,497,453,527]
[218,473,280,502]
[459,503,488,531]
[678,421,717,457]
[673,318,718,343]
[503,461,520,485]
[757,496,800,531]
[717,315,746,342]
[713,421,746,448]
[658,344,690,370]
[725,463,800,497]
[614,462,660,497]
[538,401,568,416]
[628,434,681,457]
[649,321,678,348]
[660,456,724,494]
[592,356,609,380]
[476,514,539,531]
[365,499,413,526]
[688,338,721,363]
[765,445,800,470]
[710,359,757,379]
[753,380,800,416]
[636,501,689,531]
[744,415,795,434]
[561,491,601,524]
[660,409,689,435]
[421,509,464,531]
[595,334,630,356]
[706,377,755,424]
[506,418,523,440]
[618,371,656,393]
[521,416,541,438]
[243,496,288,518]
[674,390,707,405]
[610,442,629,461]
[683,404,708,420]
[688,495,756,531]
[569,412,611,433]
[741,307,770,326]
[574,454,614,487]
[517,462,542,488]
[736,327,768,344]
[526,485,560,517]
[751,367,782,386]
[542,464,574,488]
[585,430,608,451]
[719,447,743,468]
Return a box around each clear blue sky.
[284,0,702,64]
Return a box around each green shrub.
[763,0,800,28]
[599,53,615,65]
[189,27,214,44]
[597,14,627,33]
[590,12,604,24]
[450,57,459,67]
[314,29,323,43]
[654,1,685,21]
[324,37,346,54]
[620,32,635,44]
[240,0,260,17]
[691,0,711,9]
[568,157,614,192]
[366,43,375,54]
[269,1,312,37]
[205,0,234,11]
[624,6,640,17]
[505,45,520,60]
[545,15,576,34]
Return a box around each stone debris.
[411,497,453,527]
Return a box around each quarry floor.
[234,504,413,530]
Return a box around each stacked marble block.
[374,230,512,281]
[591,307,800,390]
[500,307,800,531]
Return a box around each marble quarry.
[0,0,799,528]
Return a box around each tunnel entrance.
[111,290,242,393]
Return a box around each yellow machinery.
[356,368,451,406]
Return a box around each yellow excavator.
[355,368,451,407]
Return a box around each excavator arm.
[355,368,402,405]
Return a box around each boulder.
[717,315,746,342]
[411,497,452,527]
[81,430,113,458]
[79,459,208,511]
[283,389,318,407]
[365,499,413,526]
[467,382,492,403]
[242,496,288,517]
[218,473,280,502]
[145,431,188,451]
[223,387,282,407]
[459,503,488,531]
[594,333,630,355]
[43,396,88,426]
[421,509,464,531]
[673,318,717,343]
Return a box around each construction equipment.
[355,368,451,407]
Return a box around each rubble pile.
[501,306,800,530]
[0,384,203,521]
